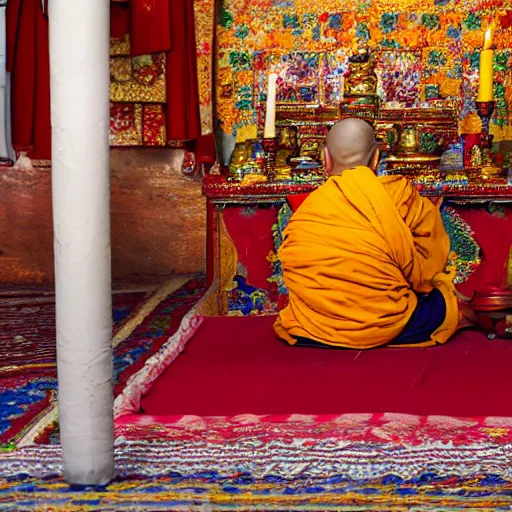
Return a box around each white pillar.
[49,0,114,485]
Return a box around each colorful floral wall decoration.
[216,0,512,142]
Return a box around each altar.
[203,175,512,318]
[203,2,512,325]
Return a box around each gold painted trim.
[112,276,192,348]
[506,245,512,289]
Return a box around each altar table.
[203,176,512,316]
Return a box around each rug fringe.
[17,403,59,448]
[17,276,194,447]
[112,276,191,348]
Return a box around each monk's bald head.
[325,119,378,175]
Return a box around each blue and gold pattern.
[442,206,482,283]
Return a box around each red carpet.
[141,315,512,418]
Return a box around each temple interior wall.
[0,149,205,288]
[216,0,512,141]
[3,0,512,287]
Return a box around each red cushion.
[287,193,311,212]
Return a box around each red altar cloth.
[223,207,276,290]
[204,178,512,309]
[456,207,512,297]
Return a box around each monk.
[274,118,474,349]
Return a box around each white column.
[49,0,114,485]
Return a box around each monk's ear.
[323,147,333,174]
[369,147,380,173]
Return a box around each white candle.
[264,73,277,138]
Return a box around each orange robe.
[274,167,459,349]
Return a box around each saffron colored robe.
[274,167,459,349]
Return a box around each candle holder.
[262,137,278,180]
[474,100,503,179]
[476,100,495,138]
[461,133,485,168]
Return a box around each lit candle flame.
[483,28,493,50]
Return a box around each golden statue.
[386,125,441,172]
[300,139,321,158]
[482,148,492,166]
[345,51,378,97]
[397,126,419,154]
[276,149,294,168]
[278,127,298,149]
[470,145,482,167]
[229,142,248,167]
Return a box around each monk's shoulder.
[289,178,343,221]
[301,178,339,206]
[379,175,417,203]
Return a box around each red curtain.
[165,0,201,142]
[6,0,201,161]
[130,0,171,56]
[6,0,51,160]
[110,2,130,39]
[127,0,201,142]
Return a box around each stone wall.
[0,149,205,288]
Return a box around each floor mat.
[0,292,145,374]
[141,315,512,418]
[2,413,512,510]
[3,285,512,508]
[0,277,206,447]
[0,292,147,447]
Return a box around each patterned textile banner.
[195,0,216,135]
[109,1,215,145]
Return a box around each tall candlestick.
[264,73,277,138]
[477,28,494,102]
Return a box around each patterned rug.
[2,413,512,510]
[0,292,147,447]
[0,277,206,448]
[2,277,512,509]
[0,292,145,374]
